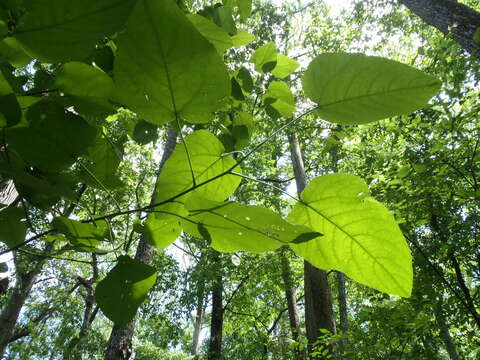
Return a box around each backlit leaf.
[0,207,26,248]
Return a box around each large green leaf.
[148,130,241,248]
[302,53,441,125]
[13,0,136,62]
[114,0,230,125]
[155,130,241,205]
[95,255,157,325]
[287,174,412,297]
[183,196,321,253]
[0,207,26,248]
[272,54,300,79]
[5,101,97,172]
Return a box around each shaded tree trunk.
[208,251,224,360]
[336,272,348,356]
[191,278,205,357]
[398,0,480,55]
[433,295,460,360]
[279,247,301,342]
[288,132,336,359]
[104,128,178,360]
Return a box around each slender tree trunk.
[64,254,99,360]
[288,132,336,359]
[398,0,480,55]
[329,129,349,357]
[433,296,460,360]
[279,247,301,342]
[104,128,178,360]
[0,242,53,357]
[336,272,348,356]
[191,279,205,357]
[208,251,224,360]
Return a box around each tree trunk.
[104,128,178,360]
[191,278,205,357]
[208,251,224,360]
[279,247,301,342]
[398,0,480,56]
[64,254,99,360]
[0,242,53,357]
[288,132,336,359]
[336,272,348,356]
[433,296,460,360]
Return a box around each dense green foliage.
[0,0,479,359]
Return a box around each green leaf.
[13,0,136,62]
[5,101,97,172]
[237,0,252,22]
[263,81,295,119]
[187,14,233,54]
[231,111,254,150]
[155,130,241,205]
[141,210,185,248]
[52,216,110,250]
[132,120,158,145]
[231,77,245,101]
[272,54,300,79]
[114,0,230,125]
[230,29,255,47]
[287,174,413,297]
[0,70,21,127]
[55,62,114,99]
[236,67,254,93]
[95,255,157,325]
[0,38,32,67]
[302,53,441,124]
[0,207,26,248]
[150,130,241,248]
[251,42,278,73]
[473,28,480,43]
[79,135,123,190]
[183,196,321,253]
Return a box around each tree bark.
[104,128,178,360]
[208,251,224,360]
[336,272,348,356]
[64,254,99,360]
[433,296,460,360]
[279,247,302,342]
[288,132,336,359]
[398,0,480,56]
[191,278,205,357]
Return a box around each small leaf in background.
[0,207,26,248]
[287,174,413,297]
[251,42,278,73]
[237,0,252,22]
[236,67,254,93]
[272,54,300,79]
[114,0,230,125]
[302,53,441,125]
[95,256,157,325]
[13,0,137,62]
[263,81,296,119]
[53,216,110,251]
[187,14,233,54]
[230,29,255,47]
[132,120,159,145]
[183,195,321,253]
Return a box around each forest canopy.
[0,0,479,359]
